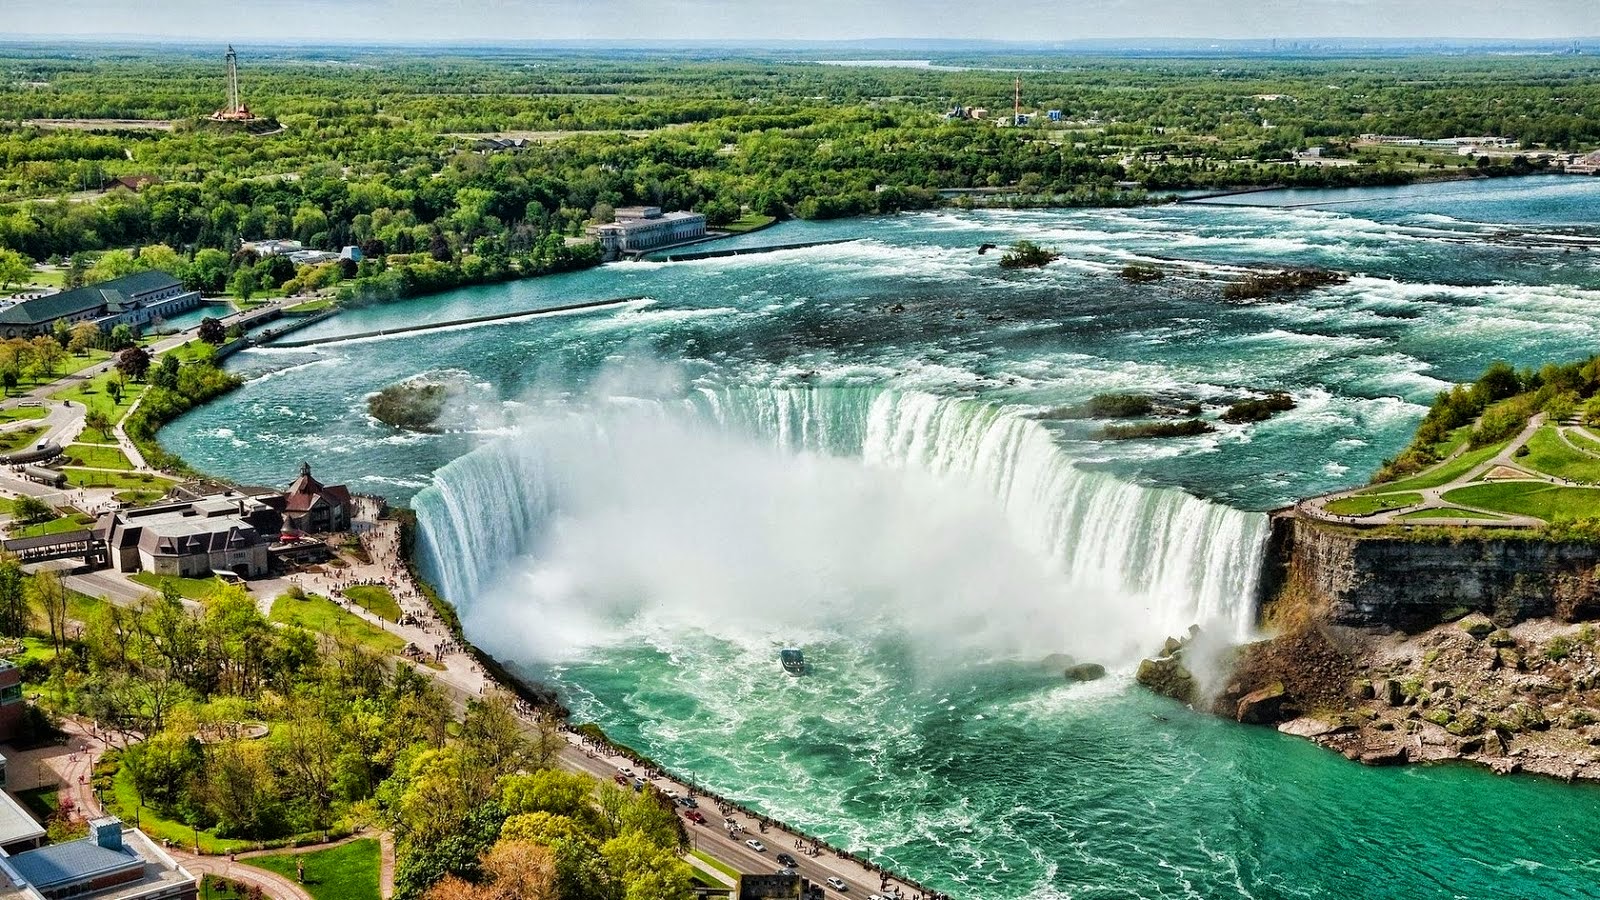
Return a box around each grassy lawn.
[50,370,144,420]
[0,406,48,424]
[1569,427,1600,455]
[721,212,777,234]
[65,443,132,470]
[65,590,108,623]
[14,785,58,822]
[1396,506,1507,521]
[1442,482,1600,522]
[269,594,404,656]
[113,488,169,506]
[64,469,174,493]
[11,513,94,539]
[251,839,381,900]
[105,764,252,854]
[1324,492,1424,516]
[1519,426,1600,484]
[1425,424,1474,460]
[129,572,225,601]
[341,585,401,622]
[200,875,251,900]
[691,849,744,879]
[0,426,47,454]
[1370,439,1510,493]
[9,636,61,667]
[169,340,217,364]
[284,298,336,313]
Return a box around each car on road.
[826,877,848,892]
[776,853,797,867]
[686,811,707,825]
[870,895,889,900]
[746,839,767,852]
[777,868,797,876]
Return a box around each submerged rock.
[1065,663,1107,682]
[1040,653,1076,672]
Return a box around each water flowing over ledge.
[413,386,1269,651]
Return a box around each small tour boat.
[780,647,808,676]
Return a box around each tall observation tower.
[211,45,255,121]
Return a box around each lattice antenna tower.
[225,45,241,115]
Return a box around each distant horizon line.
[2,34,1598,52]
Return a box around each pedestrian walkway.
[1299,413,1554,528]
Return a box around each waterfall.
[413,386,1270,651]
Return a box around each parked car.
[746,839,767,852]
[826,877,849,892]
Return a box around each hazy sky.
[9,0,1600,43]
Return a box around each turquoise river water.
[165,176,1600,899]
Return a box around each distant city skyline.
[9,0,1600,44]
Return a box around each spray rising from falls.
[414,386,1269,665]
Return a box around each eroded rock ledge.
[1140,514,1600,782]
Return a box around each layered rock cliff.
[1139,513,1600,781]
[1268,514,1600,631]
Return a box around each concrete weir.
[261,296,641,348]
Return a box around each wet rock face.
[1064,663,1108,682]
[1235,682,1287,724]
[1281,519,1600,631]
[1136,655,1197,705]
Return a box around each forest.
[0,45,1591,282]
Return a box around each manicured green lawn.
[269,594,404,656]
[65,443,133,470]
[0,426,47,454]
[64,469,175,493]
[251,839,381,900]
[14,786,58,822]
[1519,426,1600,483]
[9,636,61,667]
[169,341,218,364]
[1396,506,1507,521]
[284,298,336,313]
[721,213,777,234]
[11,514,94,539]
[105,764,252,854]
[1442,482,1600,522]
[341,585,401,622]
[1569,427,1600,455]
[1425,425,1474,460]
[200,875,251,900]
[1324,492,1424,516]
[129,572,225,601]
[691,849,743,880]
[1371,439,1510,493]
[0,406,48,424]
[50,371,144,420]
[113,488,169,506]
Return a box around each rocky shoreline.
[1139,612,1600,783]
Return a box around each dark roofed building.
[101,175,160,193]
[95,493,277,578]
[0,271,201,339]
[282,462,352,534]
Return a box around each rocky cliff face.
[1276,515,1600,631]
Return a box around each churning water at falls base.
[164,178,1600,899]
